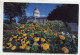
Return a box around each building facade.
[26,7,48,23]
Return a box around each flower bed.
[3,21,78,54]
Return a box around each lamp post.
[34,16,37,22]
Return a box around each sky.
[25,3,62,17]
[4,3,62,22]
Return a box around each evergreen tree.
[47,4,79,23]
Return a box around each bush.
[4,20,10,24]
[47,20,68,32]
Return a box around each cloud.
[40,15,46,17]
[26,13,30,16]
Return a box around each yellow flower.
[59,35,65,40]
[30,33,34,38]
[19,45,25,49]
[33,42,39,46]
[6,43,12,48]
[44,31,47,33]
[20,26,24,28]
[23,34,27,36]
[6,46,10,49]
[47,39,51,42]
[9,37,13,41]
[41,43,44,47]
[22,30,25,31]
[21,39,24,42]
[22,44,26,47]
[41,38,45,42]
[41,43,50,51]
[54,33,57,36]
[18,37,21,39]
[21,41,25,44]
[50,30,52,32]
[13,36,17,38]
[26,46,30,50]
[15,39,18,42]
[18,38,20,40]
[3,46,5,49]
[34,37,39,42]
[30,35,33,38]
[26,41,30,45]
[31,33,34,35]
[11,46,16,50]
[58,32,61,34]
[39,31,41,32]
[62,47,69,54]
[27,29,29,31]
[24,37,27,40]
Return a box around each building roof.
[27,17,47,20]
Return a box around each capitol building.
[26,7,48,23]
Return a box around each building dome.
[33,7,40,17]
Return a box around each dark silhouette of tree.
[47,4,79,23]
[4,2,29,24]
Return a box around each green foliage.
[47,20,67,32]
[18,16,27,24]
[4,2,29,23]
[3,21,78,53]
[3,23,20,30]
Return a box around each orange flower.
[19,45,25,49]
[23,34,27,36]
[41,43,50,51]
[44,31,47,33]
[33,42,39,46]
[26,46,30,50]
[3,46,5,49]
[11,46,16,50]
[18,37,21,39]
[54,33,57,36]
[30,35,33,38]
[31,33,34,35]
[30,33,34,38]
[24,37,27,40]
[34,37,39,42]
[13,36,17,38]
[58,32,61,34]
[62,47,69,54]
[41,38,45,42]
[59,35,65,40]
[26,41,30,45]
[6,43,12,49]
[9,37,13,41]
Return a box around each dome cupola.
[33,7,40,17]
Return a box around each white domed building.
[33,7,40,17]
[26,7,48,23]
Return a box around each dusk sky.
[25,3,62,17]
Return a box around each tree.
[47,4,79,23]
[4,2,29,23]
[18,16,27,24]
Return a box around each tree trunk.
[10,18,12,24]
